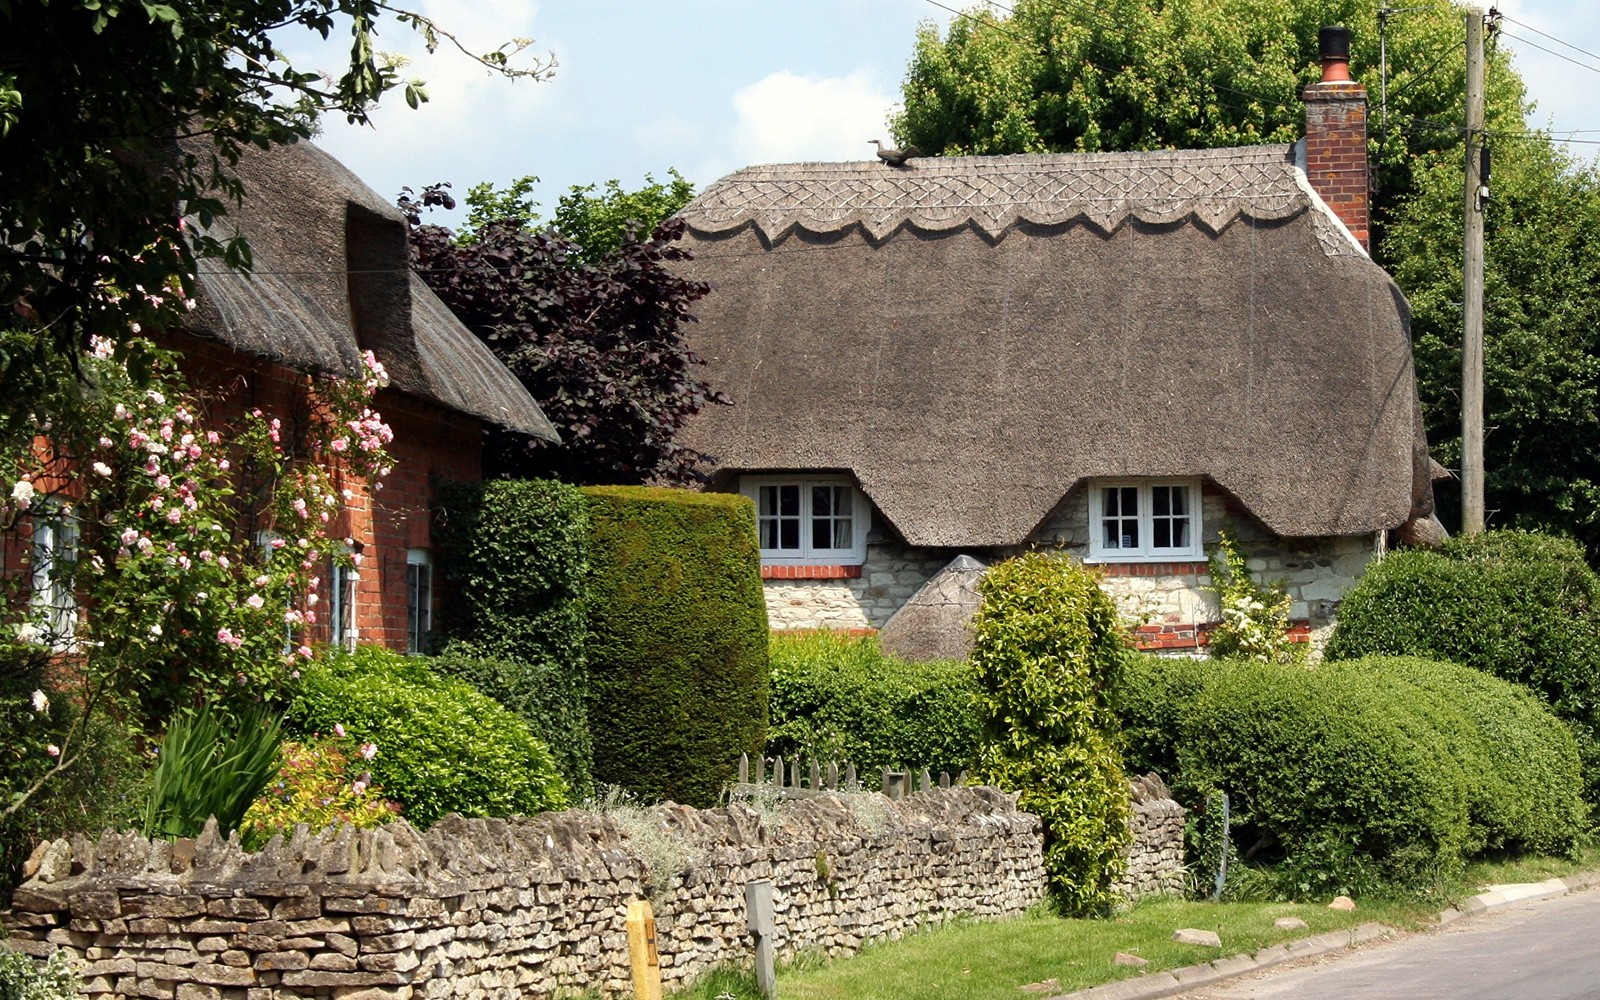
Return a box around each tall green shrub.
[767,632,979,775]
[284,646,568,827]
[1326,529,1600,798]
[582,486,769,807]
[969,552,1130,916]
[141,703,283,841]
[433,479,592,794]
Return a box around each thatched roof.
[674,144,1427,547]
[185,140,556,441]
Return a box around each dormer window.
[1087,479,1203,561]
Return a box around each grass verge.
[664,846,1600,1000]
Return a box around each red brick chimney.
[1301,26,1370,251]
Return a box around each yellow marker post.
[626,899,663,1000]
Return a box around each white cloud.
[728,69,901,165]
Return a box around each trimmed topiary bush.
[969,551,1130,916]
[1326,529,1600,800]
[582,486,769,808]
[284,646,568,828]
[1117,654,1587,899]
[767,632,979,776]
[432,479,592,795]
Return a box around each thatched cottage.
[183,140,557,653]
[674,32,1439,657]
[11,139,555,656]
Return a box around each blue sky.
[288,1,1600,227]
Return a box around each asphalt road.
[1182,887,1600,1000]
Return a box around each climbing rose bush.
[0,336,394,818]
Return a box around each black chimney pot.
[1319,26,1352,62]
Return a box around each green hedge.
[284,646,568,827]
[432,479,592,795]
[970,552,1130,916]
[582,486,769,807]
[1326,529,1600,799]
[1118,654,1587,897]
[767,632,979,776]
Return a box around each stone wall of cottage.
[2,788,1045,1000]
[761,484,1378,646]
[1030,483,1380,649]
[762,523,955,631]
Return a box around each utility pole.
[1461,7,1487,535]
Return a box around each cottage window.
[406,548,432,654]
[1087,479,1203,561]
[740,475,868,566]
[30,508,79,650]
[328,543,359,652]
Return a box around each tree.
[401,183,726,486]
[0,0,551,444]
[895,0,1525,249]
[454,170,697,262]
[897,1,1600,553]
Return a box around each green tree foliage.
[552,170,698,263]
[0,1,549,433]
[582,487,769,808]
[766,632,980,776]
[285,647,568,828]
[896,2,1600,548]
[402,187,727,485]
[1386,142,1600,550]
[969,552,1130,916]
[431,480,593,793]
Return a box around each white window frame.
[1086,478,1204,562]
[328,542,359,652]
[739,475,869,566]
[405,548,432,654]
[30,507,79,650]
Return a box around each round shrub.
[1119,653,1589,898]
[969,552,1129,916]
[767,632,979,776]
[429,643,593,799]
[1327,530,1600,725]
[284,646,568,828]
[582,486,769,808]
[1178,659,1476,894]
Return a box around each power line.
[1497,13,1600,66]
[1497,30,1600,77]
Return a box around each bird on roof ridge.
[869,139,922,167]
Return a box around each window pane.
[779,518,799,550]
[1154,520,1171,548]
[760,520,778,549]
[833,520,853,549]
[778,485,799,517]
[813,486,832,517]
[1121,487,1138,515]
[1119,519,1139,549]
[834,488,852,516]
[812,519,832,550]
[1103,520,1121,549]
[759,485,778,516]
[1169,486,1188,515]
[1172,520,1190,548]
[1102,487,1119,517]
[1152,487,1170,517]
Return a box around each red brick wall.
[168,334,484,653]
[1303,81,1370,250]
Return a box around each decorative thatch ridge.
[185,140,557,442]
[682,144,1352,246]
[674,146,1430,547]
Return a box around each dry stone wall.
[2,787,1043,1000]
[1111,775,1187,900]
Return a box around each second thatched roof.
[674,143,1430,547]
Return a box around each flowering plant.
[239,735,400,848]
[1204,531,1303,664]
[0,336,394,820]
